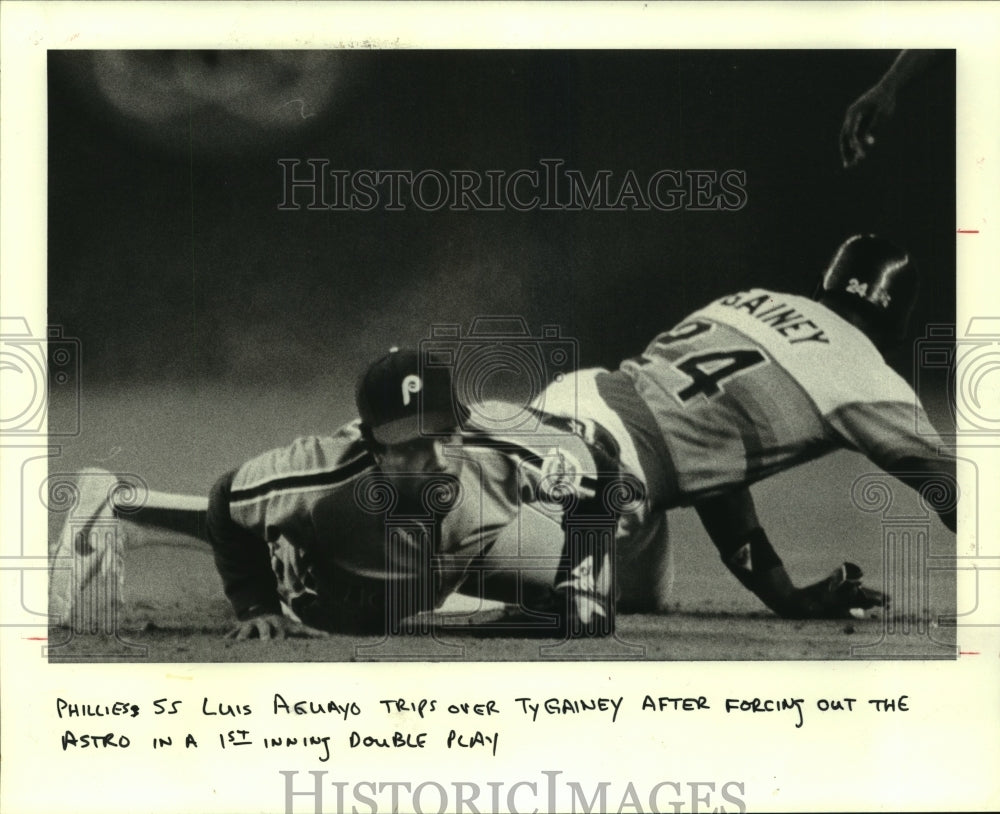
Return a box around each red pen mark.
[956,229,980,234]
[24,637,48,641]
[959,650,980,656]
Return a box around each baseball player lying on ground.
[208,233,954,639]
[536,233,955,626]
[207,347,671,640]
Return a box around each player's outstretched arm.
[226,613,329,641]
[830,398,957,534]
[889,457,957,534]
[695,489,799,617]
[839,50,939,168]
[206,471,286,637]
[695,489,887,619]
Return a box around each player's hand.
[226,613,330,641]
[789,562,889,620]
[839,84,896,168]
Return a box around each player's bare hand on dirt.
[789,562,889,620]
[226,613,329,641]
[840,84,895,168]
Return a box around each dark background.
[47,50,955,494]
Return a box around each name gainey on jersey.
[717,290,830,345]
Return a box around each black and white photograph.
[43,47,959,661]
[2,3,998,813]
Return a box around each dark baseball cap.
[355,348,461,445]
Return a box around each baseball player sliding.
[538,233,955,625]
[207,348,670,640]
[208,233,954,639]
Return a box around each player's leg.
[616,510,673,613]
[49,467,126,632]
[531,370,661,633]
[455,506,562,610]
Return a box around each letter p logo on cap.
[401,374,422,406]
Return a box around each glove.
[790,562,888,620]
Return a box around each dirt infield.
[44,479,957,663]
[45,609,957,663]
[43,385,957,664]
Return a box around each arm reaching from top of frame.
[839,50,940,168]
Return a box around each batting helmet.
[815,234,918,346]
